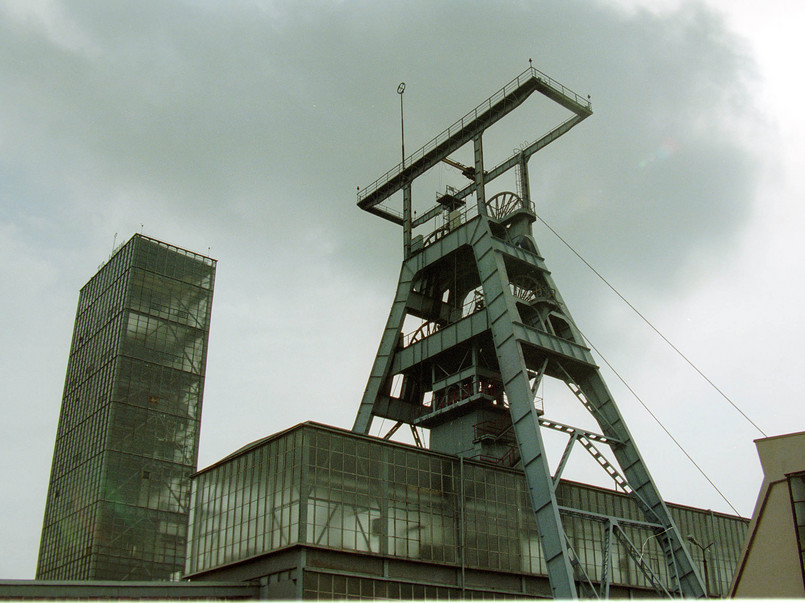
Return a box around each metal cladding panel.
[415,217,481,270]
[490,236,551,271]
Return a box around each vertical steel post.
[398,83,412,258]
[398,83,406,164]
[403,184,412,258]
[519,154,530,206]
[458,456,466,596]
[601,521,614,598]
[474,135,486,214]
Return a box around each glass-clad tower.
[36,234,216,581]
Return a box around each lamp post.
[638,526,672,567]
[687,535,713,598]
[397,82,406,168]
[397,82,412,257]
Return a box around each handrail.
[357,66,591,207]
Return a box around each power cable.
[578,326,742,516]
[535,214,767,438]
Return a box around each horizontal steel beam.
[357,68,592,216]
[367,205,404,226]
[557,506,665,531]
[0,581,259,599]
[390,311,596,375]
[539,417,624,446]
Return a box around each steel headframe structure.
[352,66,705,599]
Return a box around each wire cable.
[536,214,768,438]
[578,327,742,516]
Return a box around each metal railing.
[357,66,590,205]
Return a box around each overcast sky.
[1,0,803,579]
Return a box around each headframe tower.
[352,67,705,599]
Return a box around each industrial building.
[36,234,216,581]
[183,421,748,599]
[730,431,805,596]
[3,67,765,600]
[180,66,749,599]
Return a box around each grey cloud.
[0,2,763,272]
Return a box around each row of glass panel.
[78,241,133,314]
[38,458,103,578]
[186,425,748,594]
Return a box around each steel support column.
[353,261,416,434]
[471,222,577,598]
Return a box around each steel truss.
[352,67,704,599]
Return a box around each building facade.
[185,422,748,599]
[36,234,216,581]
[731,431,805,597]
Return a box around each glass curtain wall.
[37,243,135,580]
[186,424,748,595]
[37,235,215,581]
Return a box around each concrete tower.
[37,234,216,580]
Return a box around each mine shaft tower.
[352,67,705,599]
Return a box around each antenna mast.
[397,82,412,257]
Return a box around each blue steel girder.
[371,394,422,425]
[353,209,706,598]
[470,219,578,599]
[389,312,596,376]
[472,216,703,598]
[490,235,551,270]
[386,218,598,376]
[352,261,416,434]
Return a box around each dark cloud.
[0,1,762,259]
